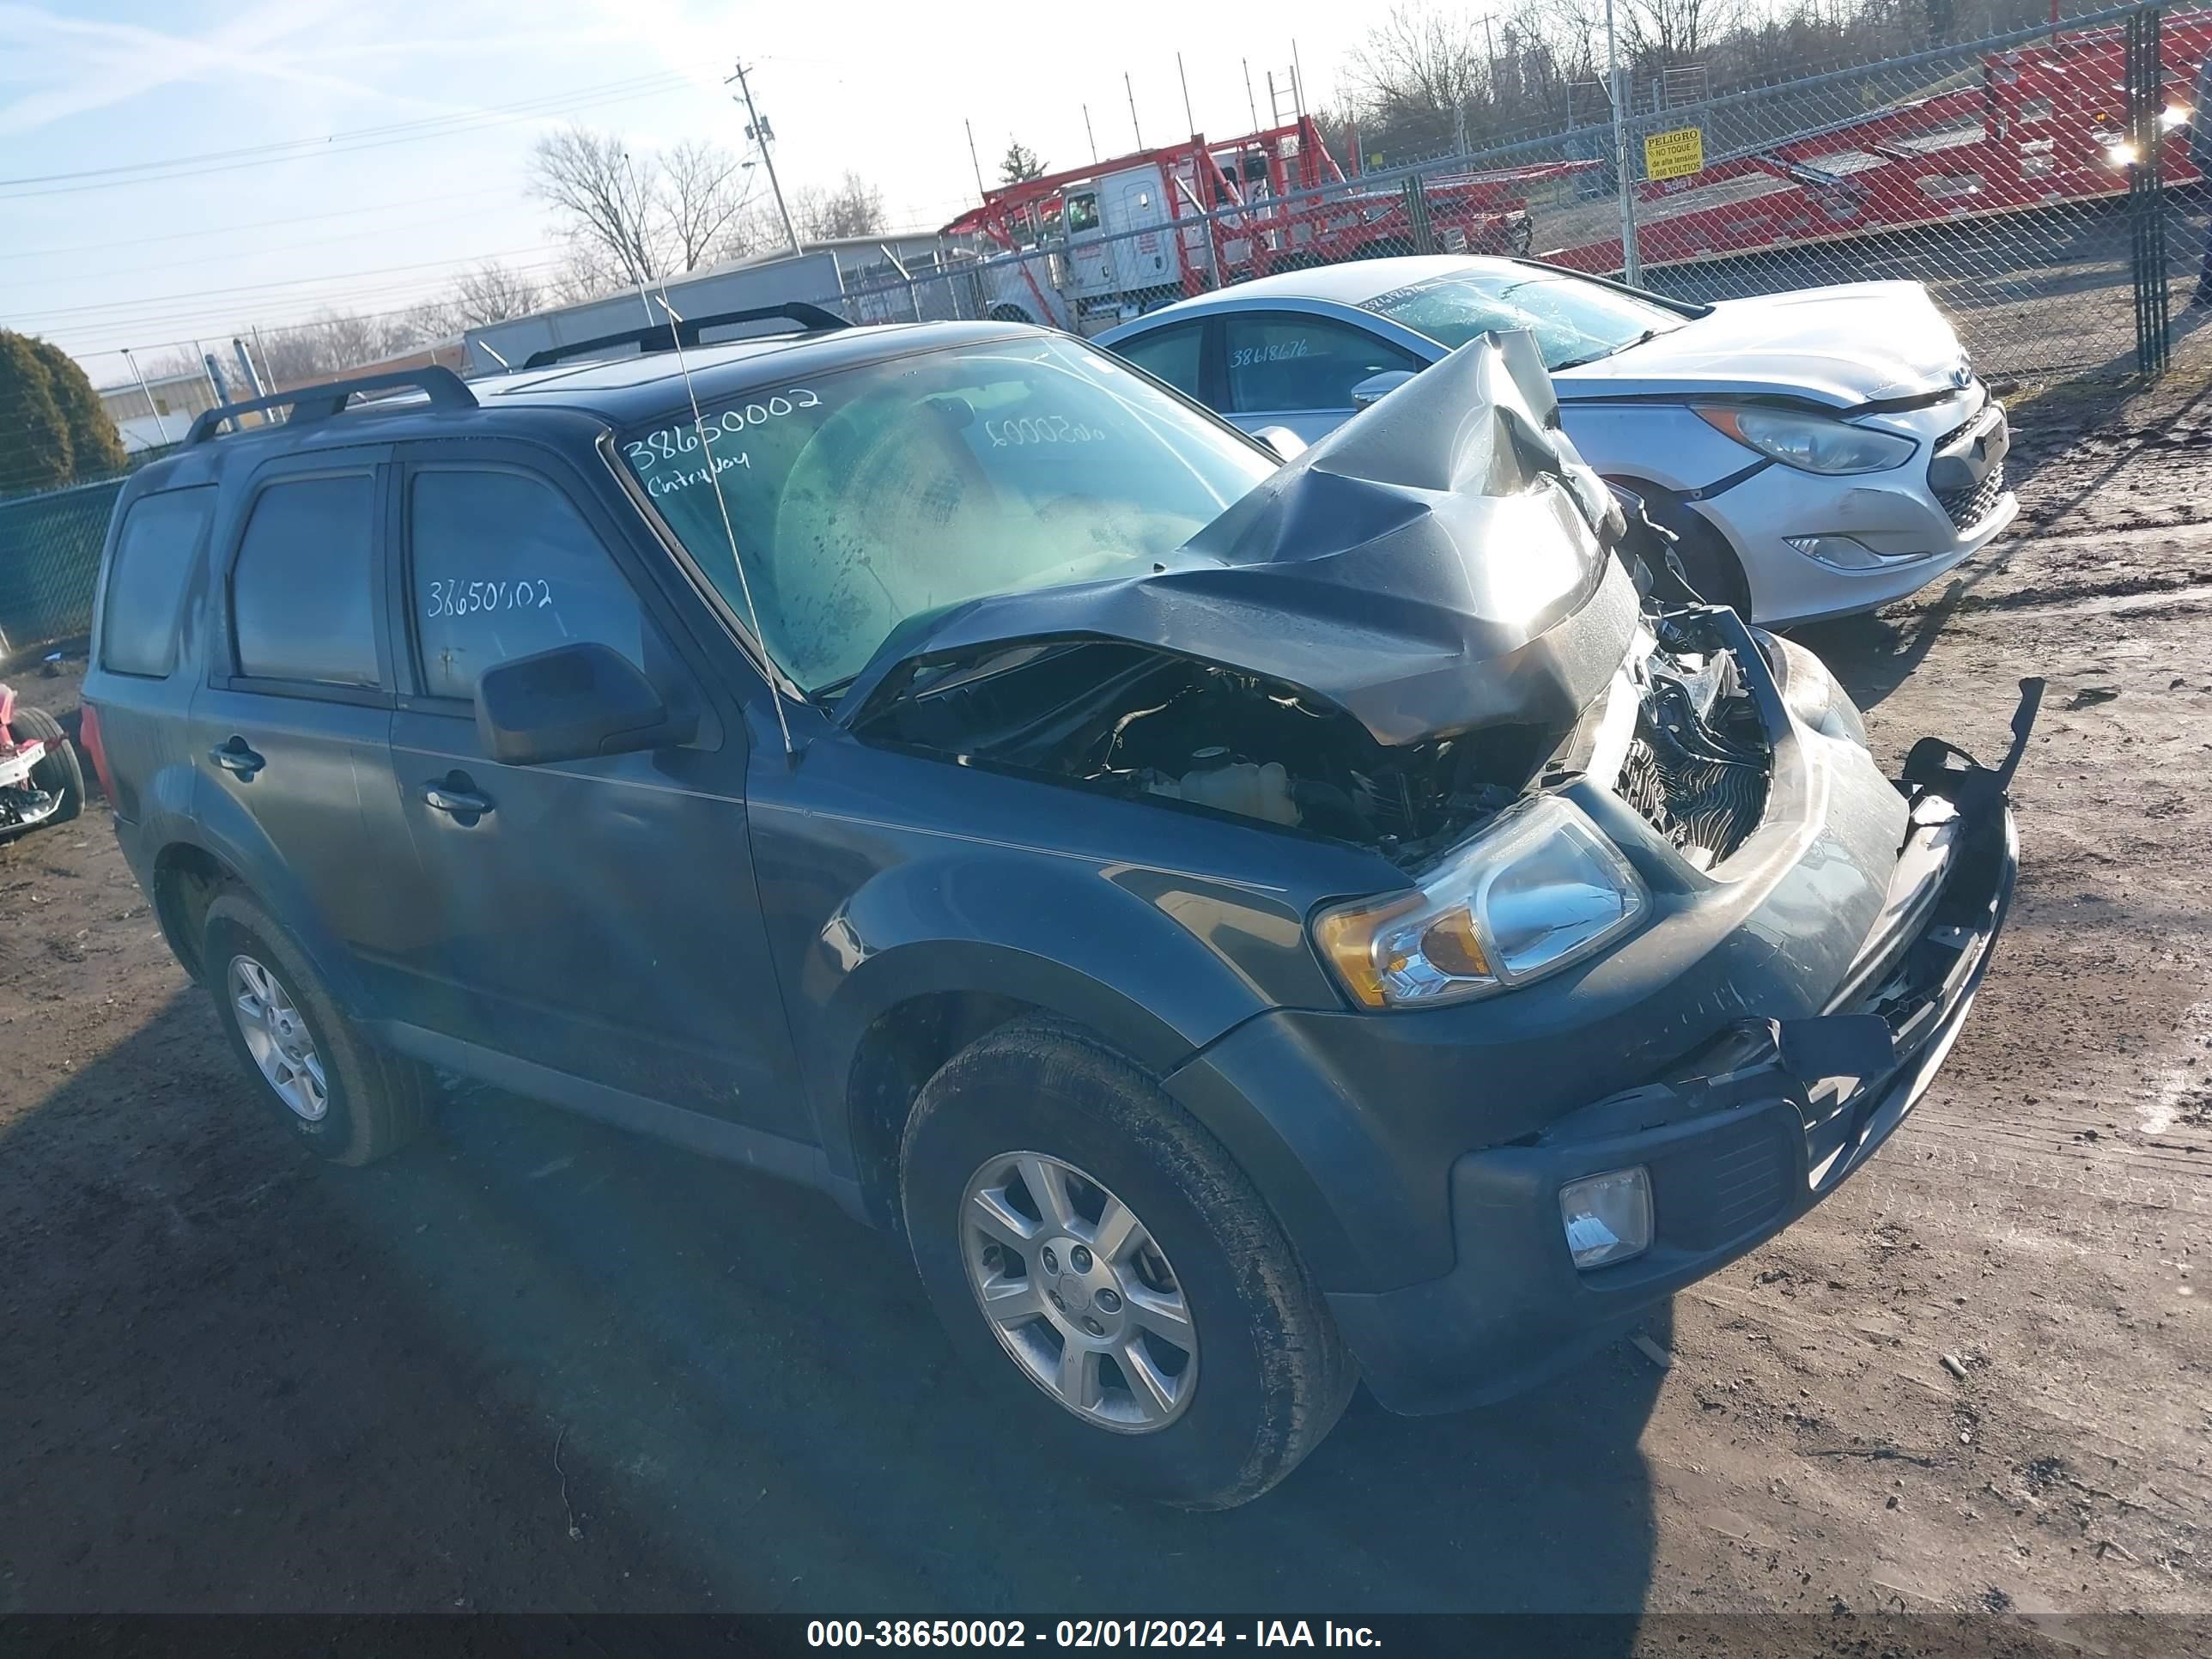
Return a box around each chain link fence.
[788,2,2207,386]
[0,476,125,659]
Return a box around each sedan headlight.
[1313,796,1649,1010]
[1694,404,1915,475]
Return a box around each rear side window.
[405,468,647,701]
[101,486,215,678]
[230,476,380,687]
[1222,313,1422,414]
[1115,323,1205,398]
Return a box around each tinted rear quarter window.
[101,486,216,678]
[230,475,380,687]
[1114,323,1205,398]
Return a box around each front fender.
[748,738,1376,1189]
[1560,401,1759,496]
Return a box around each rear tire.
[900,1018,1356,1510]
[203,890,434,1165]
[9,703,82,827]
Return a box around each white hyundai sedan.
[1097,256,2015,624]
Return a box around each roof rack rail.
[517,302,850,370]
[185,367,477,446]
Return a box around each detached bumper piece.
[1332,681,2043,1416]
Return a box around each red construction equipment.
[941,117,1598,331]
[1540,14,2212,277]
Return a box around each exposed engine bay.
[854,637,1548,866]
[835,329,1775,869]
[854,603,1774,870]
[1613,614,1773,871]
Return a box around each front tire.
[1638,490,1753,615]
[901,1018,1355,1509]
[203,890,434,1165]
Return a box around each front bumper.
[1714,394,2016,627]
[1325,684,2038,1415]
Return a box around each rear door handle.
[210,740,264,778]
[422,783,494,817]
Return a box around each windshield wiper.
[1552,328,1662,373]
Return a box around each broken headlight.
[1313,796,1650,1010]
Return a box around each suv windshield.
[620,336,1273,693]
[1363,267,1689,371]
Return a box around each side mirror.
[475,641,696,766]
[1252,425,1307,464]
[1351,369,1418,410]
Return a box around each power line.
[0,211,544,294]
[0,185,520,264]
[0,72,695,200]
[18,255,577,349]
[2,245,563,327]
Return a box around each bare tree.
[1345,3,1490,156]
[791,171,887,241]
[448,261,544,329]
[530,125,665,286]
[661,139,756,273]
[711,199,798,265]
[547,245,624,307]
[1620,0,1737,68]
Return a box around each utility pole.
[120,349,167,446]
[1083,104,1098,163]
[965,119,987,198]
[1605,0,1641,284]
[1126,72,1144,149]
[728,59,801,254]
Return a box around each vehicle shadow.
[1790,577,1970,714]
[0,989,1665,1626]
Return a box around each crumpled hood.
[840,332,1644,749]
[1559,280,1972,408]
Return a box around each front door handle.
[422,782,494,818]
[210,740,264,779]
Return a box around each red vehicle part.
[0,684,44,782]
[942,118,1599,318]
[1540,15,2210,277]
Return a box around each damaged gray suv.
[84,308,2035,1510]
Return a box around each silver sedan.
[1097,255,2015,624]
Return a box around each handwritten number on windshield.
[625,389,820,472]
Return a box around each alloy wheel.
[228,954,328,1122]
[959,1151,1198,1432]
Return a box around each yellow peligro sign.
[1644,126,1704,182]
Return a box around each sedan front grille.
[1935,460,2007,531]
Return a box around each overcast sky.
[1,0,1389,386]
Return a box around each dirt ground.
[1,331,2209,1639]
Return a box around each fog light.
[1559,1167,1652,1269]
[1786,533,1883,570]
